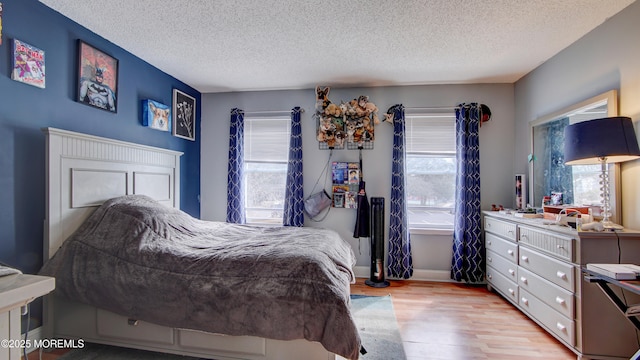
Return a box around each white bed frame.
[42,128,336,360]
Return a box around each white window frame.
[243,115,290,225]
[405,112,456,234]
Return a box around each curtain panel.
[283,107,304,226]
[226,108,246,224]
[451,103,483,283]
[387,104,413,279]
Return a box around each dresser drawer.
[519,246,575,292]
[487,249,518,282]
[518,225,574,261]
[518,267,574,319]
[519,289,575,346]
[487,266,518,304]
[97,309,175,345]
[484,217,517,241]
[486,233,517,264]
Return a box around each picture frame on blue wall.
[77,40,118,113]
[142,99,171,132]
[172,89,196,141]
[11,39,46,89]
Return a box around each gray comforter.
[40,195,361,359]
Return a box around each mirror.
[529,90,620,222]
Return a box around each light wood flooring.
[351,278,576,360]
[25,279,576,360]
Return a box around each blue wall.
[0,0,201,274]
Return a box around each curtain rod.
[242,109,304,115]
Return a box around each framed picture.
[77,40,118,113]
[172,89,196,141]
[515,174,526,210]
[12,39,46,88]
[142,99,171,132]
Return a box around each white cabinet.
[0,274,55,360]
[483,212,640,359]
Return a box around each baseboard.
[354,266,454,282]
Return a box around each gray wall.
[514,1,640,229]
[201,84,514,277]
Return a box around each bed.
[39,128,361,360]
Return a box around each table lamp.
[564,116,640,230]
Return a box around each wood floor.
[351,278,576,360]
[25,279,576,360]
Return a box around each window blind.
[244,116,290,162]
[405,114,455,154]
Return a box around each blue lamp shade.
[564,116,640,165]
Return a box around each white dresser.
[483,211,640,360]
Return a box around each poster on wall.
[142,99,171,132]
[331,161,360,208]
[77,40,118,113]
[11,39,46,88]
[172,89,196,141]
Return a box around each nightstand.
[0,274,55,360]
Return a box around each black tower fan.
[365,197,390,288]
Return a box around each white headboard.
[43,128,182,259]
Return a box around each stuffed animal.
[324,103,342,117]
[363,101,379,124]
[315,86,331,113]
[383,113,394,124]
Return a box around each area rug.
[58,295,405,360]
[351,294,406,360]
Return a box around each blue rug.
[57,295,405,360]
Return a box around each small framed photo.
[12,39,46,88]
[515,174,526,209]
[172,89,196,141]
[142,99,171,132]
[77,40,118,113]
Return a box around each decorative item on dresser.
[564,116,640,230]
[484,211,640,359]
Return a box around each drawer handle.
[521,255,529,262]
[487,274,493,280]
[508,268,515,275]
[556,271,567,280]
[520,276,527,284]
[508,288,515,295]
[556,244,564,249]
[128,319,139,326]
[521,297,528,305]
[487,240,492,246]
[555,296,566,305]
[487,256,492,263]
[507,230,514,234]
[521,234,528,239]
[556,322,567,332]
[507,249,514,256]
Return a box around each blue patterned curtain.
[283,107,304,226]
[226,108,245,224]
[387,104,413,279]
[542,118,573,204]
[451,103,483,283]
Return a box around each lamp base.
[601,220,624,231]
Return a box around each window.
[405,113,456,230]
[243,115,290,224]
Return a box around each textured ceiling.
[39,0,636,93]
